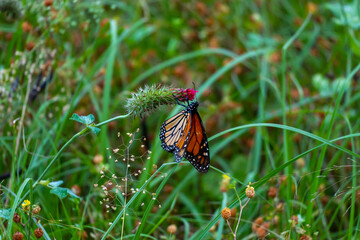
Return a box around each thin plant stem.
[234,187,250,238]
[9,118,19,206]
[133,163,179,240]
[226,220,235,239]
[234,189,242,238]
[101,162,179,239]
[28,178,33,239]
[235,199,250,237]
[15,74,32,155]
[120,134,132,240]
[216,192,228,240]
[17,114,130,207]
[224,187,251,240]
[281,13,312,220]
[96,114,130,127]
[195,132,360,238]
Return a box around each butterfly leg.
[172,94,187,107]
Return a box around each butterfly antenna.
[192,82,198,101]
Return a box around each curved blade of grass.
[189,209,220,240]
[130,124,360,239]
[147,196,178,235]
[128,48,239,90]
[100,162,179,240]
[216,193,227,240]
[281,13,312,219]
[305,62,360,224]
[133,164,179,240]
[34,218,51,240]
[122,234,158,240]
[148,170,196,227]
[6,178,31,237]
[209,123,360,159]
[100,19,117,120]
[28,178,33,238]
[209,165,244,185]
[211,92,333,158]
[194,132,360,238]
[55,18,147,143]
[248,55,268,178]
[18,114,129,207]
[198,48,271,95]
[344,115,356,240]
[178,193,204,224]
[98,20,118,164]
[182,218,191,240]
[99,18,147,118]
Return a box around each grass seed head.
[220,174,230,192]
[22,21,32,33]
[32,205,41,215]
[262,222,270,229]
[267,187,277,199]
[44,0,53,7]
[13,213,21,223]
[221,207,231,220]
[125,84,198,118]
[12,232,24,240]
[104,181,114,190]
[34,228,43,239]
[71,185,81,196]
[167,224,177,234]
[230,208,236,217]
[256,227,267,239]
[290,215,299,227]
[252,216,264,232]
[296,158,306,169]
[273,215,279,226]
[307,2,318,14]
[300,235,313,240]
[25,42,35,51]
[245,182,255,199]
[321,195,329,205]
[93,154,103,165]
[276,202,284,212]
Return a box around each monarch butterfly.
[159,101,210,173]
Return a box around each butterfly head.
[188,101,199,111]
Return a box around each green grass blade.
[6,178,31,237]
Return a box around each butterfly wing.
[183,111,210,173]
[159,109,192,162]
